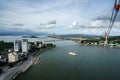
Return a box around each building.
[8,50,18,63]
[14,40,21,52]
[0,55,7,63]
[34,41,43,48]
[28,43,31,50]
[22,39,28,55]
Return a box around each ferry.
[68,52,77,56]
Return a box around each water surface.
[16,41,120,80]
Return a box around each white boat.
[69,52,77,56]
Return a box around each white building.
[39,44,42,48]
[8,52,18,63]
[14,40,21,52]
[28,43,31,50]
[22,39,28,55]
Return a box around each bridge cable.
[107,0,120,36]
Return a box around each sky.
[0,0,120,36]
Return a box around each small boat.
[69,52,77,56]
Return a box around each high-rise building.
[22,39,28,55]
[28,43,31,50]
[14,40,21,52]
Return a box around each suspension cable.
[107,0,120,37]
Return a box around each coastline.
[78,42,120,49]
[12,45,56,80]
[0,46,56,80]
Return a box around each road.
[0,54,34,80]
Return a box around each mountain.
[57,34,102,38]
[0,30,50,36]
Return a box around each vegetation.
[33,43,55,57]
[46,43,54,47]
[81,39,99,44]
[81,36,120,44]
[0,40,13,52]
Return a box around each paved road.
[0,54,34,80]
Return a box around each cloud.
[70,21,79,29]
[72,19,120,29]
[69,16,120,36]
[0,0,119,35]
[39,20,57,29]
[47,20,56,24]
[0,0,78,33]
[95,13,120,22]
[80,11,120,29]
[12,23,24,26]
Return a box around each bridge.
[104,0,120,46]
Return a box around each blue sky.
[0,0,120,36]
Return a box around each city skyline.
[0,0,120,36]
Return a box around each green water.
[16,40,120,80]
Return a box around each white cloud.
[70,21,79,29]
[0,0,119,35]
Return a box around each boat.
[68,52,77,56]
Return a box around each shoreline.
[0,46,56,80]
[12,46,56,80]
[78,42,120,49]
